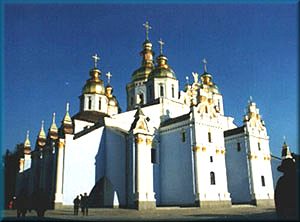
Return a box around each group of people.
[14,190,48,218]
[73,193,89,216]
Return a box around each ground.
[2,205,279,221]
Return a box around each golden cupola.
[37,120,47,148]
[131,21,155,82]
[82,54,105,95]
[24,130,31,155]
[200,58,219,94]
[148,38,176,80]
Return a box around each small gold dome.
[82,68,105,94]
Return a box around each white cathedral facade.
[16,22,275,210]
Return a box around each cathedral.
[16,22,277,210]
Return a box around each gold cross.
[143,21,152,40]
[92,53,100,68]
[158,38,165,55]
[106,72,112,84]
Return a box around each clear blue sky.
[2,2,298,157]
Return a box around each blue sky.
[2,2,298,157]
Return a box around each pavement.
[1,205,279,221]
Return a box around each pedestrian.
[275,158,299,220]
[80,194,84,216]
[73,195,80,215]
[80,193,89,216]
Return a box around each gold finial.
[158,38,165,55]
[106,72,112,84]
[92,53,100,68]
[24,130,31,148]
[50,112,58,132]
[63,102,72,124]
[39,120,46,139]
[143,21,152,40]
[202,58,208,73]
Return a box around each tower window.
[258,142,261,151]
[210,172,216,185]
[208,132,212,143]
[261,176,265,187]
[210,156,213,162]
[88,97,92,110]
[181,130,186,142]
[160,85,164,97]
[171,85,175,98]
[237,142,241,152]
[139,93,144,104]
[99,98,101,110]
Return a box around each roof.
[160,112,191,127]
[224,126,245,137]
[72,111,109,124]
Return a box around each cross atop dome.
[143,21,152,40]
[158,38,165,55]
[202,58,208,73]
[92,53,100,68]
[106,72,112,84]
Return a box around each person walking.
[81,192,89,216]
[73,195,80,215]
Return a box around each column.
[54,139,64,207]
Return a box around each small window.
[205,106,208,113]
[237,142,241,152]
[181,130,186,142]
[210,156,213,162]
[261,175,265,187]
[208,132,212,143]
[258,142,261,151]
[139,93,144,104]
[88,97,92,110]
[160,85,164,97]
[171,85,175,98]
[210,172,216,185]
[217,99,221,110]
[99,98,101,110]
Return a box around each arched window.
[208,132,212,143]
[88,97,92,110]
[181,130,186,142]
[210,156,213,162]
[139,93,144,104]
[160,85,164,97]
[210,172,216,185]
[258,142,261,151]
[99,98,101,110]
[261,175,265,187]
[171,84,175,98]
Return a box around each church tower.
[146,38,179,103]
[224,98,274,206]
[19,130,32,172]
[127,21,155,110]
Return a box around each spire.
[156,38,168,68]
[61,102,73,135]
[63,102,72,124]
[281,137,293,159]
[50,112,58,132]
[24,130,31,149]
[38,120,46,139]
[143,21,152,41]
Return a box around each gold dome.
[82,68,105,94]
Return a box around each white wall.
[63,128,104,205]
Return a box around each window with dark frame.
[160,85,164,97]
[210,172,216,185]
[261,175,265,186]
[237,142,241,152]
[181,130,186,142]
[88,97,92,110]
[99,98,101,110]
[258,142,261,151]
[208,132,212,143]
[210,156,213,162]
